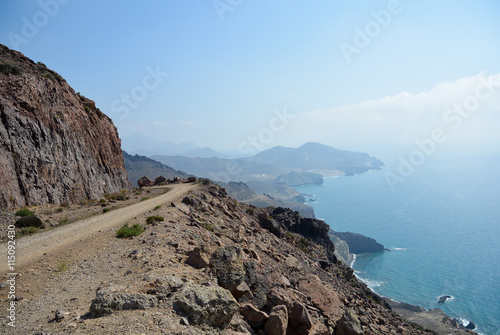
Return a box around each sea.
[297,154,500,335]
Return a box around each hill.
[123,151,190,186]
[0,44,129,209]
[250,142,384,175]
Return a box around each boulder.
[89,285,157,317]
[137,176,153,187]
[263,305,288,335]
[240,303,269,327]
[297,274,343,321]
[185,247,211,269]
[438,295,452,303]
[210,246,246,294]
[173,285,239,328]
[257,213,282,237]
[288,302,313,335]
[336,309,363,335]
[145,275,183,300]
[186,176,197,183]
[153,176,166,185]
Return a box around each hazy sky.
[1,0,499,157]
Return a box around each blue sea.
[297,155,500,335]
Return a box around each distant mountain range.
[152,142,383,182]
[121,133,225,157]
[249,142,384,176]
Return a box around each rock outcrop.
[0,44,129,209]
[332,231,385,254]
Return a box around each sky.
[1,0,499,158]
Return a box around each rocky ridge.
[1,183,477,334]
[0,44,130,209]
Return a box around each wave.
[391,247,406,251]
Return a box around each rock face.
[0,44,129,209]
[332,231,385,254]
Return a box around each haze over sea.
[297,154,500,335]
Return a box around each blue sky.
[1,0,499,157]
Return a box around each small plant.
[153,205,161,210]
[56,259,68,272]
[60,202,70,208]
[16,226,39,237]
[43,72,55,81]
[99,199,106,203]
[103,207,111,213]
[15,216,44,228]
[203,223,214,232]
[58,217,69,225]
[116,223,145,238]
[146,216,164,224]
[56,207,64,213]
[246,208,255,215]
[84,106,91,112]
[0,62,22,75]
[140,197,150,202]
[15,208,35,217]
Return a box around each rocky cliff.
[0,44,130,209]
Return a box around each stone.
[438,295,452,303]
[465,321,476,330]
[137,176,153,188]
[153,176,166,185]
[210,246,246,294]
[263,305,288,335]
[173,285,239,328]
[288,302,313,335]
[336,309,363,335]
[185,247,211,269]
[297,274,343,321]
[89,285,158,317]
[240,303,269,327]
[54,309,67,322]
[145,275,184,300]
[233,281,251,300]
[186,176,197,183]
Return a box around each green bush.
[15,208,35,217]
[15,216,44,228]
[246,208,255,215]
[0,62,22,75]
[146,216,164,224]
[203,223,214,232]
[140,197,150,201]
[116,223,145,238]
[153,205,161,210]
[84,106,91,112]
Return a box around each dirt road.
[0,183,197,274]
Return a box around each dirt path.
[0,183,197,274]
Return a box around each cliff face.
[0,44,130,209]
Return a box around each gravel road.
[0,183,196,274]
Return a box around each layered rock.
[0,44,129,208]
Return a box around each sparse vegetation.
[116,223,145,238]
[203,223,214,232]
[56,259,68,272]
[140,197,150,201]
[60,202,70,208]
[146,216,164,224]
[246,208,255,215]
[84,106,91,112]
[16,226,39,237]
[153,205,161,210]
[58,217,69,225]
[0,61,22,75]
[15,216,44,228]
[15,208,35,217]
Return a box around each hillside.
[0,183,475,334]
[250,142,384,176]
[0,44,129,209]
[123,151,190,186]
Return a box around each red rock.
[263,305,288,335]
[297,274,344,321]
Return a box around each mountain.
[250,142,384,175]
[123,151,190,186]
[274,171,324,186]
[121,133,198,156]
[151,155,284,181]
[0,44,129,209]
[181,146,225,158]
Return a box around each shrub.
[16,208,35,217]
[103,208,111,213]
[58,217,69,225]
[56,259,68,272]
[246,208,255,215]
[15,216,44,228]
[203,223,214,232]
[116,223,145,238]
[153,205,161,210]
[60,202,70,208]
[84,106,91,113]
[0,62,22,75]
[146,216,164,224]
[140,197,150,201]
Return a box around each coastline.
[348,252,479,335]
